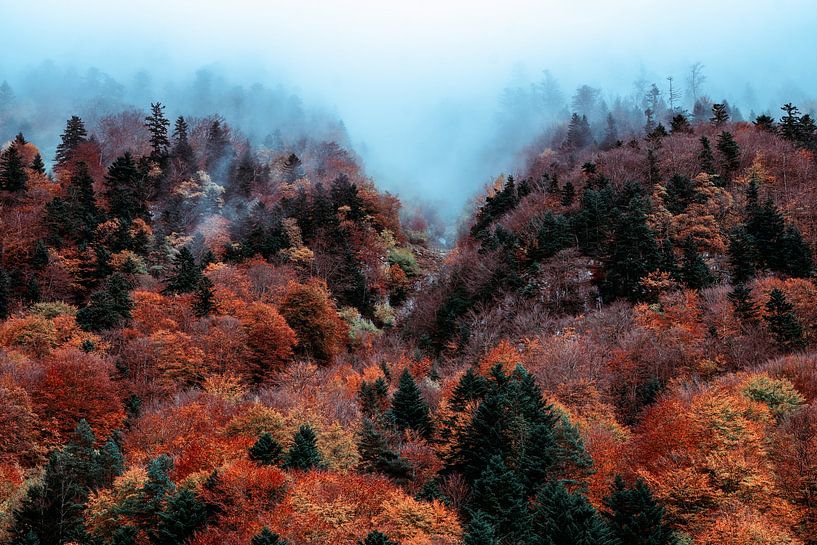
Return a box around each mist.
[2,0,816,221]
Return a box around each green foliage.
[463,511,498,545]
[0,267,10,320]
[728,227,757,284]
[192,275,216,317]
[154,488,207,545]
[54,116,87,165]
[390,369,433,438]
[467,456,530,544]
[249,432,285,466]
[285,424,326,470]
[679,237,713,290]
[357,418,413,483]
[728,283,758,326]
[104,152,149,224]
[252,527,289,545]
[77,273,134,331]
[764,288,804,352]
[716,131,740,180]
[163,247,201,295]
[603,476,676,545]
[356,530,399,545]
[1,143,27,191]
[531,480,616,545]
[742,375,805,417]
[698,136,716,175]
[388,247,420,277]
[145,102,171,162]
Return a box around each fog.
[2,0,816,219]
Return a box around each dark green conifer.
[248,432,285,466]
[192,275,216,317]
[154,489,206,545]
[698,136,716,175]
[390,369,433,438]
[145,102,171,162]
[603,476,676,545]
[764,288,805,351]
[356,531,399,545]
[163,247,201,295]
[54,116,87,165]
[252,527,289,545]
[728,283,758,326]
[530,480,616,545]
[463,511,497,545]
[728,226,757,284]
[716,131,741,180]
[285,424,325,470]
[680,237,713,289]
[30,153,46,174]
[1,143,27,191]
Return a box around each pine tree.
[746,199,787,271]
[231,147,257,197]
[728,226,758,284]
[1,143,27,191]
[204,119,230,172]
[390,369,433,438]
[154,489,207,545]
[163,247,201,295]
[252,527,289,545]
[192,275,216,317]
[600,113,620,150]
[728,283,758,326]
[285,425,325,470]
[357,418,413,483]
[248,432,284,466]
[145,102,170,162]
[753,114,777,133]
[358,377,390,420]
[76,273,134,331]
[171,116,196,178]
[0,267,10,319]
[31,240,49,270]
[467,455,530,544]
[669,113,693,134]
[531,480,616,545]
[105,152,148,223]
[698,136,716,175]
[764,288,805,351]
[711,103,730,126]
[680,237,713,289]
[566,113,592,149]
[780,103,802,141]
[30,153,46,174]
[603,476,676,545]
[780,225,813,278]
[54,116,88,165]
[463,511,498,545]
[356,531,399,545]
[561,181,576,206]
[716,131,741,181]
[664,174,695,215]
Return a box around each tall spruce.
[698,136,716,175]
[0,267,10,319]
[76,273,134,331]
[728,226,757,284]
[530,480,616,545]
[764,288,804,351]
[105,152,148,223]
[603,476,676,545]
[30,153,46,174]
[153,489,207,545]
[171,116,196,178]
[54,116,88,165]
[252,527,289,545]
[145,102,171,162]
[191,275,216,317]
[716,131,741,181]
[710,103,729,126]
[248,432,285,466]
[463,511,498,545]
[285,424,325,470]
[729,283,758,326]
[680,237,713,289]
[1,143,27,191]
[390,369,433,438]
[467,456,530,545]
[163,247,201,295]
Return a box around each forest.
[2,51,817,545]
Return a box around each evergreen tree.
[46,161,100,244]
[204,119,230,172]
[764,288,804,351]
[171,116,196,178]
[467,455,530,545]
[285,425,325,470]
[600,113,620,150]
[710,103,730,126]
[663,174,695,215]
[780,103,802,141]
[154,489,206,545]
[566,113,592,149]
[231,147,257,197]
[697,136,716,175]
[728,283,758,326]
[779,225,813,278]
[680,237,713,289]
[357,418,413,483]
[603,476,676,545]
[358,377,390,420]
[252,527,289,545]
[746,199,787,271]
[728,226,757,284]
[716,131,741,181]
[356,531,399,545]
[463,511,498,545]
[530,480,616,545]
[31,240,49,270]
[561,181,576,206]
[532,212,572,261]
[54,116,87,165]
[191,275,216,317]
[753,114,777,133]
[145,102,171,162]
[1,144,27,191]
[601,194,661,302]
[248,432,285,466]
[163,247,201,295]
[390,369,433,438]
[0,267,10,319]
[105,152,148,223]
[669,113,693,134]
[30,153,46,174]
[77,273,134,331]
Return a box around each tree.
[285,424,325,470]
[779,226,813,278]
[764,288,804,351]
[357,418,413,482]
[171,116,196,178]
[698,136,716,175]
[249,432,285,466]
[356,531,399,545]
[1,143,27,191]
[31,153,46,174]
[252,527,289,545]
[729,283,758,325]
[204,119,230,172]
[104,152,148,223]
[467,456,530,544]
[603,476,676,545]
[145,102,170,162]
[530,480,616,545]
[390,369,433,438]
[680,237,713,289]
[76,273,134,331]
[192,275,216,317]
[154,489,207,545]
[687,62,706,102]
[55,116,88,165]
[31,240,49,270]
[670,113,693,134]
[463,511,498,545]
[728,227,757,284]
[780,103,802,141]
[716,131,741,181]
[0,267,10,319]
[163,247,201,294]
[711,103,729,126]
[561,181,576,206]
[753,114,776,133]
[280,280,346,363]
[600,114,620,150]
[566,113,592,149]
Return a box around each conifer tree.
[357,418,413,482]
[716,131,741,180]
[530,480,616,545]
[55,116,88,165]
[145,102,171,162]
[710,103,729,126]
[1,143,27,191]
[0,267,10,319]
[764,288,804,351]
[154,489,207,545]
[600,113,619,150]
[780,103,802,141]
[698,136,716,175]
[252,527,289,545]
[192,275,216,317]
[30,153,46,174]
[669,113,693,134]
[566,113,592,149]
[356,531,399,545]
[780,225,813,278]
[358,377,390,420]
[463,511,498,545]
[31,240,49,270]
[561,181,576,206]
[204,119,230,172]
[285,424,325,470]
[728,283,758,326]
[77,273,134,331]
[753,114,776,133]
[728,226,757,284]
[171,116,196,178]
[390,369,433,438]
[105,152,148,223]
[603,476,676,545]
[163,247,201,295]
[467,455,530,545]
[680,237,713,289]
[248,432,285,466]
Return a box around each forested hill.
[2,90,817,545]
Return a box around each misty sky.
[2,0,817,215]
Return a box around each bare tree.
[687,62,706,102]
